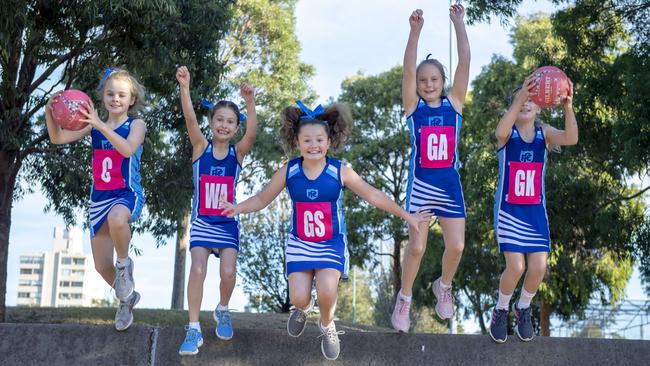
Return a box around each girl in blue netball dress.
[45,68,147,331]
[175,67,258,356]
[221,101,429,360]
[488,75,577,343]
[392,4,470,332]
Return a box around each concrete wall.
[2,323,649,365]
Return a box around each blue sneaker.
[489,307,509,343]
[213,308,233,340]
[178,327,203,356]
[513,303,534,341]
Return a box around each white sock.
[319,321,334,332]
[216,303,228,311]
[116,257,129,267]
[439,280,452,290]
[398,290,412,302]
[517,289,536,309]
[189,322,201,333]
[496,291,513,310]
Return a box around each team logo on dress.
[306,189,319,200]
[428,116,443,126]
[210,166,225,176]
[101,141,113,149]
[520,150,534,162]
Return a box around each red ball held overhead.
[51,89,92,131]
[529,66,570,109]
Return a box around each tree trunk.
[170,213,190,310]
[391,234,402,294]
[0,150,20,322]
[540,300,551,336]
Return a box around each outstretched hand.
[409,9,424,32]
[406,211,433,233]
[176,66,191,89]
[449,3,465,25]
[562,79,574,108]
[240,82,255,104]
[220,200,239,218]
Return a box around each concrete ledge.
[2,323,649,365]
[0,323,152,366]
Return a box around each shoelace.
[218,311,232,327]
[319,326,345,343]
[184,328,199,343]
[517,307,532,325]
[398,299,410,315]
[492,309,508,325]
[440,286,454,303]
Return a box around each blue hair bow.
[201,98,247,122]
[296,100,325,120]
[101,67,114,83]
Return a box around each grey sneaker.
[513,303,534,341]
[115,291,140,331]
[489,307,509,343]
[114,258,134,301]
[318,322,344,360]
[287,299,313,337]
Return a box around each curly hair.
[279,103,352,153]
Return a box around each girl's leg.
[286,270,315,337]
[187,247,211,323]
[518,252,548,308]
[490,252,525,343]
[90,223,116,286]
[400,221,430,296]
[314,268,343,361]
[106,204,133,259]
[314,268,341,327]
[438,217,465,285]
[217,248,238,307]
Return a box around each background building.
[16,227,104,307]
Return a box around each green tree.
[336,268,374,325]
[0,0,233,321]
[338,67,411,292]
[443,12,648,335]
[238,195,292,313]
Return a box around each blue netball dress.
[189,142,241,252]
[89,118,144,237]
[285,157,349,279]
[493,126,550,253]
[405,97,466,218]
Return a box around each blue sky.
[6,0,648,323]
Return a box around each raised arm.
[543,79,578,146]
[235,82,258,162]
[447,4,471,111]
[341,165,430,231]
[221,164,287,217]
[402,9,424,115]
[45,92,91,144]
[495,75,536,148]
[176,66,208,159]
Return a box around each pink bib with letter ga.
[199,175,234,216]
[296,202,333,241]
[506,162,542,204]
[92,149,126,190]
[420,126,455,168]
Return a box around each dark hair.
[416,58,447,96]
[280,103,352,153]
[211,100,242,124]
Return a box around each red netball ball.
[530,66,570,109]
[50,90,92,130]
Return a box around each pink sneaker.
[390,295,411,332]
[432,278,454,320]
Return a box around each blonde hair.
[97,68,147,117]
[507,87,560,153]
